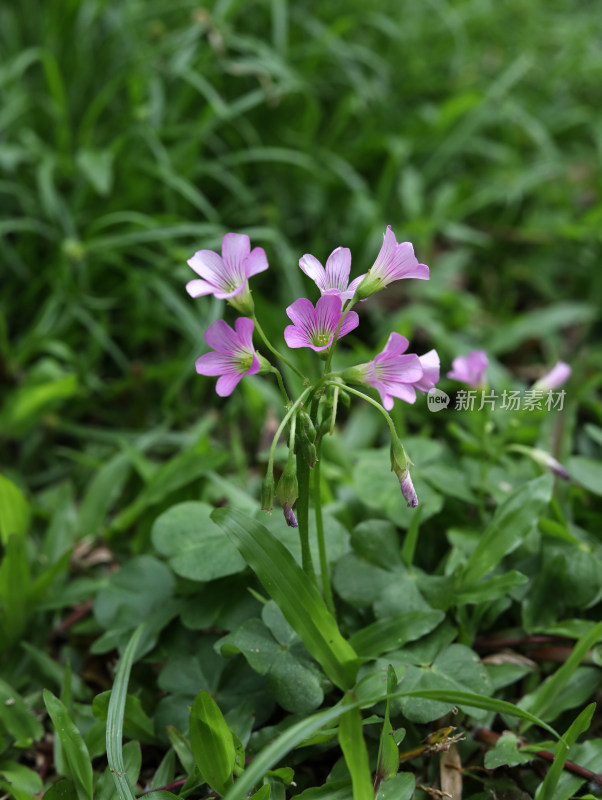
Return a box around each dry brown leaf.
[440,742,462,800]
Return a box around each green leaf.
[42,780,78,799]
[535,703,595,800]
[0,474,30,545]
[484,733,531,768]
[349,610,444,657]
[375,666,400,784]
[249,787,271,800]
[376,772,415,800]
[568,456,602,496]
[152,502,245,581]
[78,453,131,537]
[92,555,179,655]
[109,450,226,534]
[460,475,552,584]
[0,760,43,796]
[338,696,373,800]
[212,507,359,690]
[106,624,145,800]
[0,532,30,651]
[92,690,156,744]
[0,679,43,747]
[217,618,324,713]
[43,690,93,800]
[76,149,114,196]
[189,690,235,796]
[519,619,602,725]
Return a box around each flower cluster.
[185,226,438,519]
[184,227,572,521]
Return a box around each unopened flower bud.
[298,410,316,443]
[283,506,299,528]
[276,461,299,525]
[508,445,570,481]
[390,438,419,508]
[261,472,275,513]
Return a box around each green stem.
[253,314,306,380]
[328,381,398,440]
[267,388,311,472]
[270,367,290,404]
[323,299,357,374]
[296,449,317,583]
[314,439,335,614]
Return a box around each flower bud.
[390,438,419,508]
[261,472,275,513]
[276,461,299,526]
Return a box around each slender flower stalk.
[252,313,306,381]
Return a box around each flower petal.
[376,353,423,385]
[216,371,244,397]
[234,317,255,350]
[415,349,440,392]
[315,294,342,336]
[299,254,327,290]
[245,353,261,375]
[187,250,226,286]
[345,273,367,300]
[286,297,316,332]
[204,319,240,356]
[284,324,311,349]
[186,279,218,297]
[338,310,359,339]
[381,332,410,357]
[195,352,233,376]
[324,247,351,291]
[245,246,269,277]
[221,233,250,268]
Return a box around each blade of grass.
[106,623,146,800]
[211,507,359,690]
[43,690,93,800]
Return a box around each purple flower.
[195,317,259,396]
[533,361,571,391]
[284,295,359,352]
[299,247,366,302]
[344,333,440,410]
[356,226,429,299]
[186,233,268,307]
[447,350,488,388]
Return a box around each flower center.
[236,352,253,372]
[312,331,331,348]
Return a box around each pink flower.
[533,361,571,391]
[356,226,429,299]
[447,350,488,387]
[186,232,268,303]
[299,247,366,302]
[283,295,359,352]
[195,317,259,396]
[344,333,440,410]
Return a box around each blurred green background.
[1,0,601,487]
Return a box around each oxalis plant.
[32,228,598,800]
